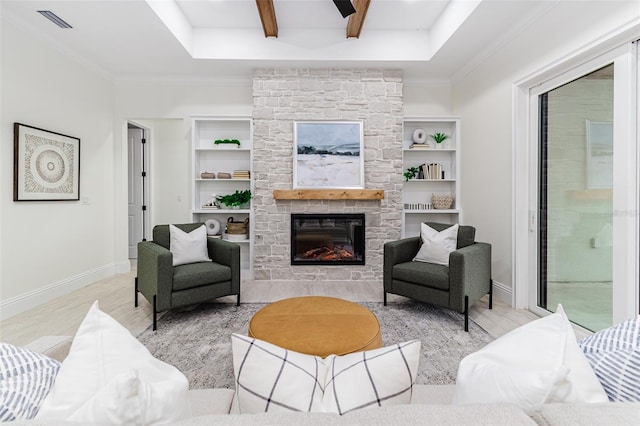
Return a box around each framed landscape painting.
[585,120,613,189]
[293,121,364,189]
[14,123,80,201]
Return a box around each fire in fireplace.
[291,213,365,265]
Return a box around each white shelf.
[196,147,252,152]
[406,179,456,183]
[225,239,251,244]
[195,178,251,182]
[404,209,460,214]
[404,148,456,153]
[193,209,251,214]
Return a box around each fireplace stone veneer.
[252,67,404,281]
[291,214,365,265]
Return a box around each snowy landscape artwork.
[293,121,364,189]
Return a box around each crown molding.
[403,78,451,87]
[113,74,252,87]
[451,1,555,85]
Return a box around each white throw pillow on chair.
[413,223,459,266]
[169,224,210,266]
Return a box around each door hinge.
[141,138,146,144]
[141,171,146,177]
[142,205,147,211]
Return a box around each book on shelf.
[419,163,445,180]
[201,205,220,209]
[232,170,251,179]
[409,143,431,149]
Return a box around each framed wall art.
[14,123,80,201]
[293,121,364,189]
[585,120,613,189]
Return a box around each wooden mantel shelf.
[273,189,384,200]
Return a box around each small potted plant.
[216,190,252,209]
[430,132,449,148]
[403,166,420,182]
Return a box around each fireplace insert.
[291,213,365,265]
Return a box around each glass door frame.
[513,42,639,326]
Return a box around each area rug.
[137,302,493,389]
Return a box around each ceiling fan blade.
[333,0,356,18]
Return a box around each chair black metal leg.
[489,279,493,310]
[134,277,138,307]
[152,295,157,331]
[383,292,387,306]
[236,293,241,307]
[464,295,469,332]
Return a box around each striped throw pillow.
[579,317,640,402]
[0,343,60,421]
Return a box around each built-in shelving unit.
[402,117,461,238]
[191,116,253,276]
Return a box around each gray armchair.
[383,222,492,331]
[135,223,240,331]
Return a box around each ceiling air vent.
[37,10,73,29]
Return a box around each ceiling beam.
[346,0,371,39]
[256,0,278,38]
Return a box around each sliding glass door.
[527,44,638,331]
[538,65,614,331]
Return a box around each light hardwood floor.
[1,264,543,347]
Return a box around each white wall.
[0,12,116,318]
[403,82,452,117]
[149,119,190,226]
[452,1,640,299]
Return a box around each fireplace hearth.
[291,213,365,265]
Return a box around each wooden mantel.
[273,189,384,200]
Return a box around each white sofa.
[18,335,640,426]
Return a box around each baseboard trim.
[0,264,115,321]
[115,260,131,274]
[492,279,512,306]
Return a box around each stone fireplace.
[252,68,404,281]
[291,213,365,265]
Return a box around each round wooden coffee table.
[248,296,382,358]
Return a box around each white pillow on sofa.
[231,334,420,415]
[453,305,607,411]
[35,301,190,425]
[169,224,210,266]
[413,223,458,266]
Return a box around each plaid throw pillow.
[579,316,640,402]
[323,340,421,414]
[0,343,60,421]
[231,334,420,415]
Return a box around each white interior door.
[128,127,145,258]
